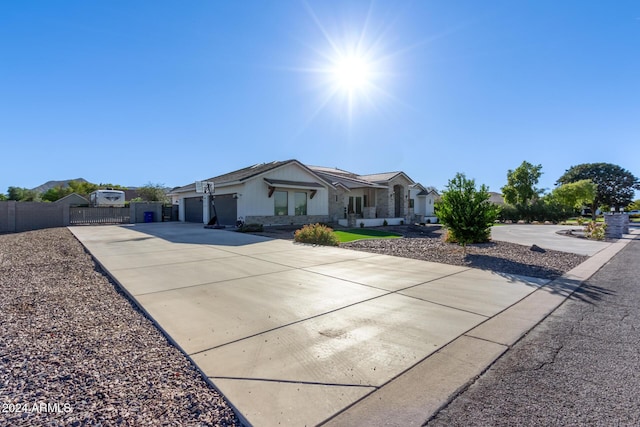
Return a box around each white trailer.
[89,190,126,207]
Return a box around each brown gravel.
[253,224,588,280]
[0,228,240,426]
[342,225,588,280]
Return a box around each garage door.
[184,197,203,223]
[211,194,237,226]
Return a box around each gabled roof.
[307,165,358,178]
[54,193,89,205]
[310,167,386,190]
[171,160,333,193]
[359,171,415,185]
[411,183,439,197]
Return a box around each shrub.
[360,222,365,228]
[383,219,388,226]
[294,223,339,246]
[435,173,500,245]
[237,223,263,233]
[584,221,606,240]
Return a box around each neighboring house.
[54,193,89,207]
[409,184,439,223]
[170,159,437,227]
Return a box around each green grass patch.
[333,228,403,243]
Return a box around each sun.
[332,55,372,92]
[294,2,405,126]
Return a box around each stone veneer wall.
[375,188,390,218]
[244,215,330,226]
[328,188,348,222]
[604,213,630,238]
[362,207,375,219]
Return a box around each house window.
[294,192,307,216]
[409,199,415,209]
[274,191,288,216]
[348,196,362,215]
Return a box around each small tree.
[501,161,543,206]
[549,179,597,213]
[137,183,169,202]
[436,173,500,245]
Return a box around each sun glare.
[295,2,406,127]
[332,55,372,92]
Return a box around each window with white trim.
[274,191,288,216]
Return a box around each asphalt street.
[427,237,640,427]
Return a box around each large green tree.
[556,163,640,216]
[435,173,500,245]
[501,161,543,206]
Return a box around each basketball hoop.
[195,181,215,194]
[195,181,223,228]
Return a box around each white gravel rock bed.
[341,227,588,280]
[0,228,240,426]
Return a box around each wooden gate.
[69,207,130,225]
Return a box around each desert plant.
[237,223,263,233]
[294,223,339,246]
[584,221,606,240]
[435,173,500,246]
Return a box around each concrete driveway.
[491,224,610,256]
[69,223,630,426]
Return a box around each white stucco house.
[410,184,440,223]
[170,159,438,227]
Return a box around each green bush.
[382,219,388,226]
[499,199,573,223]
[237,223,263,233]
[584,221,606,240]
[294,223,339,246]
[435,173,500,245]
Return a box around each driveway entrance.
[71,223,576,426]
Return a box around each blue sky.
[1,1,638,197]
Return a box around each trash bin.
[144,211,154,223]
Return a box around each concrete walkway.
[69,223,636,426]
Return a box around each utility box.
[144,211,154,223]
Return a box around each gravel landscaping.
[341,225,588,280]
[0,228,240,427]
[255,224,588,280]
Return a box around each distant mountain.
[31,178,88,193]
[489,191,505,205]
